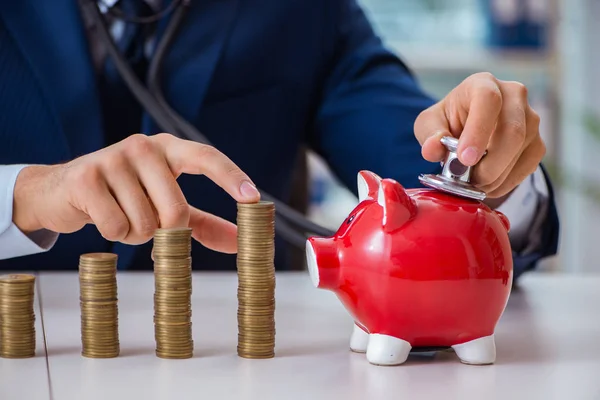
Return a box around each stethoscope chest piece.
[418,136,486,201]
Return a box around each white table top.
[2,271,600,400]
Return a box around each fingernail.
[461,147,479,166]
[425,131,447,146]
[433,131,448,140]
[240,180,260,200]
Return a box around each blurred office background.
[305,0,600,273]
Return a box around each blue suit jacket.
[0,0,559,279]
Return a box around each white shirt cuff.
[495,166,549,253]
[0,165,58,260]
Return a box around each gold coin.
[237,354,275,359]
[235,200,277,359]
[237,344,275,351]
[155,352,192,359]
[82,353,119,358]
[237,273,275,279]
[237,297,275,304]
[80,252,118,262]
[237,343,275,349]
[237,332,274,338]
[155,334,192,340]
[0,274,36,285]
[78,253,119,359]
[237,200,274,207]
[0,274,36,359]
[237,308,275,314]
[0,352,35,359]
[237,260,275,266]
[152,227,194,358]
[237,287,275,293]
[237,296,275,302]
[237,348,274,355]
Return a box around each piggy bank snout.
[306,237,339,290]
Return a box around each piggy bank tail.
[494,211,510,233]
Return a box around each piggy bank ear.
[377,179,417,232]
[357,170,382,202]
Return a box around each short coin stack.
[0,274,36,358]
[79,253,120,358]
[236,201,276,359]
[153,228,193,359]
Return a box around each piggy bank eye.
[346,215,356,224]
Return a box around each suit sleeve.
[0,165,58,260]
[307,0,439,192]
[308,0,559,279]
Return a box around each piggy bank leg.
[349,324,369,353]
[366,334,411,366]
[451,335,496,365]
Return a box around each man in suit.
[0,0,558,281]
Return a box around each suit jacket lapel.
[142,0,241,132]
[0,0,105,158]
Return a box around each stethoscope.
[84,0,485,250]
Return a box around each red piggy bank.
[306,170,513,366]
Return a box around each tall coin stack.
[0,274,36,358]
[153,228,193,359]
[236,201,276,359]
[79,253,120,358]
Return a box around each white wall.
[556,0,600,272]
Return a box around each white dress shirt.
[0,163,549,260]
[0,165,59,259]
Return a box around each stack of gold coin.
[79,253,119,358]
[236,201,276,359]
[0,274,36,358]
[153,228,193,359]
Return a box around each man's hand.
[12,133,260,253]
[414,72,546,199]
